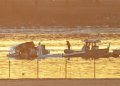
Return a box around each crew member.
[66,41,70,50]
[37,42,42,55]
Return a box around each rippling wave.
[0,28,120,79]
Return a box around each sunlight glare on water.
[0,28,120,79]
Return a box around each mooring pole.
[94,58,95,79]
[65,58,67,78]
[37,58,39,78]
[9,59,10,79]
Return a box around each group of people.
[66,40,99,51]
[85,42,99,50]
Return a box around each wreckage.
[7,41,50,60]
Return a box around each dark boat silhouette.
[7,41,50,60]
[63,38,111,60]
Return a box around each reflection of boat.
[7,41,50,60]
[63,39,110,60]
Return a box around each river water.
[0,27,120,79]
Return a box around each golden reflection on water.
[0,34,120,79]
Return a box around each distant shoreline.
[0,28,120,35]
[0,25,120,29]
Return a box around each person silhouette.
[66,41,70,50]
[37,42,42,55]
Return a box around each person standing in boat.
[66,41,70,50]
[37,42,42,55]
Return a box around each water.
[0,28,120,79]
[0,27,120,34]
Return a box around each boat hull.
[63,48,109,59]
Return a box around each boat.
[63,38,110,60]
[7,38,120,60]
[7,41,50,60]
